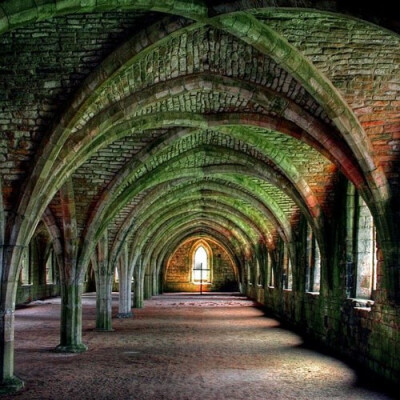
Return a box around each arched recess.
[110,186,274,293]
[2,2,398,390]
[146,224,246,295]
[79,127,321,228]
[131,209,256,267]
[163,236,240,292]
[130,214,252,282]
[46,80,360,198]
[32,107,333,215]
[115,189,273,248]
[13,53,355,259]
[9,56,348,302]
[207,11,399,297]
[126,206,260,284]
[14,109,324,276]
[161,231,241,286]
[6,6,395,304]
[108,178,292,268]
[78,144,324,275]
[129,215,252,305]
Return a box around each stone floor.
[4,293,397,399]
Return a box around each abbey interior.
[0,0,400,397]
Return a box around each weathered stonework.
[165,237,238,292]
[0,0,399,392]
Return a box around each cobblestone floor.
[4,293,397,399]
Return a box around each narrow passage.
[6,293,395,399]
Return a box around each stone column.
[92,233,113,331]
[55,282,87,352]
[152,273,158,296]
[0,282,23,393]
[117,265,133,318]
[117,248,133,318]
[0,243,25,393]
[95,272,113,331]
[144,274,152,300]
[158,272,164,294]
[56,179,87,352]
[134,269,144,308]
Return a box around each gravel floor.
[3,293,397,399]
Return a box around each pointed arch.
[190,240,213,284]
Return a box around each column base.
[55,343,88,353]
[116,312,133,318]
[0,376,24,394]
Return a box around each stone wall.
[164,238,238,292]
[16,236,60,304]
[246,184,400,384]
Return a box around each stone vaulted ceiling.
[0,0,399,284]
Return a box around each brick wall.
[246,182,400,383]
[16,229,60,304]
[164,238,238,292]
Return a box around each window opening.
[45,250,55,284]
[256,259,262,286]
[283,244,292,290]
[20,246,31,285]
[193,246,210,284]
[247,260,252,286]
[346,185,377,301]
[267,253,275,288]
[355,196,377,299]
[306,226,321,293]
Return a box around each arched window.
[355,196,377,299]
[346,185,377,300]
[20,246,31,285]
[267,253,275,288]
[283,244,292,290]
[45,249,55,285]
[306,225,321,293]
[256,259,262,286]
[193,245,211,283]
[247,259,252,286]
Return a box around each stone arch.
[108,178,292,269]
[133,215,252,280]
[162,232,240,284]
[76,140,324,278]
[0,1,207,34]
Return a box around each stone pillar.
[56,179,87,352]
[0,282,23,394]
[55,283,87,353]
[95,272,113,331]
[158,272,164,294]
[152,273,158,296]
[117,281,133,318]
[144,274,152,300]
[0,243,24,393]
[116,246,133,318]
[92,233,113,331]
[134,273,144,308]
[117,265,133,318]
